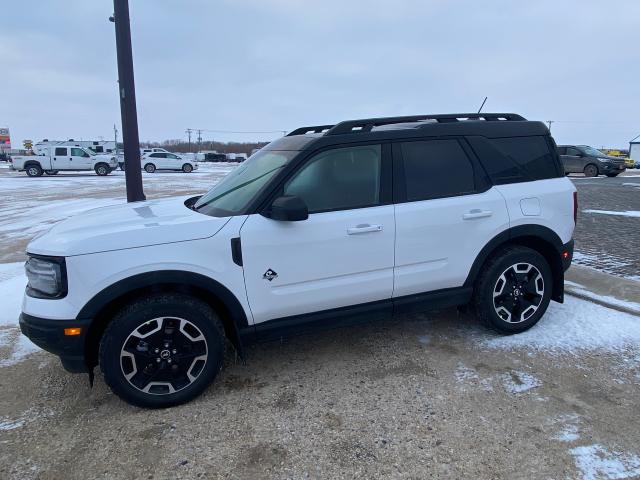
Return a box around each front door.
[70,147,92,169]
[240,144,395,324]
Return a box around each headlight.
[25,255,67,299]
[598,157,613,163]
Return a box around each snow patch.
[482,296,640,354]
[500,371,541,394]
[565,280,640,314]
[455,362,479,383]
[570,444,640,480]
[582,209,640,218]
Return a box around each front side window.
[284,145,381,214]
[194,149,297,217]
[400,140,475,201]
[566,147,581,156]
[71,147,88,157]
[150,153,164,158]
[578,146,605,157]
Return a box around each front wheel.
[144,163,156,173]
[95,163,110,176]
[99,294,226,408]
[474,246,552,334]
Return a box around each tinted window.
[491,136,559,180]
[54,147,67,156]
[150,153,164,158]
[466,136,526,184]
[556,146,566,155]
[71,147,87,157]
[284,145,381,213]
[566,147,581,156]
[400,140,474,201]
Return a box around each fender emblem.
[263,269,278,281]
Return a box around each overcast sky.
[2,0,639,147]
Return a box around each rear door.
[52,147,71,170]
[564,146,583,173]
[240,143,395,324]
[392,139,509,297]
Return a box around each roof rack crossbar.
[287,125,335,136]
[324,113,526,136]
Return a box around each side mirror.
[269,195,308,221]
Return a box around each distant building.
[630,141,640,163]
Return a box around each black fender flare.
[464,225,565,301]
[78,270,249,363]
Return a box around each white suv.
[19,113,576,408]
[142,152,197,173]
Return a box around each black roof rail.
[324,113,526,136]
[287,125,335,136]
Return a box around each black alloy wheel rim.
[120,317,208,395]
[492,262,544,324]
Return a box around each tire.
[144,163,156,173]
[473,246,552,334]
[99,293,226,408]
[95,163,110,176]
[44,170,59,175]
[25,164,43,177]
[182,163,193,173]
[583,164,598,177]
[606,173,619,177]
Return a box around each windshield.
[579,146,605,157]
[194,149,297,216]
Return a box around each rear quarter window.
[467,135,561,184]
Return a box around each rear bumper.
[19,313,91,373]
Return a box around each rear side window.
[491,136,559,181]
[400,139,475,201]
[54,147,67,156]
[467,135,560,184]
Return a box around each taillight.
[573,191,578,224]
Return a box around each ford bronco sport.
[20,113,576,408]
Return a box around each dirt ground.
[2,305,640,480]
[1,166,640,479]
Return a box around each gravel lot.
[1,165,640,479]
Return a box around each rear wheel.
[144,163,156,173]
[100,293,226,408]
[474,246,552,334]
[25,164,43,177]
[583,164,598,177]
[182,163,193,173]
[95,163,110,176]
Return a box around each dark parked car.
[557,145,626,177]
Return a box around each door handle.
[463,209,493,220]
[347,224,383,235]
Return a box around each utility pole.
[546,120,555,132]
[113,124,118,150]
[186,128,193,153]
[196,129,202,153]
[110,0,145,202]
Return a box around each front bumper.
[599,162,626,173]
[19,313,91,373]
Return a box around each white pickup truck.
[11,144,118,176]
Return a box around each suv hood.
[27,196,231,257]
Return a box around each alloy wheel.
[492,262,544,324]
[120,317,208,395]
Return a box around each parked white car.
[142,152,198,173]
[19,113,576,408]
[11,145,118,176]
